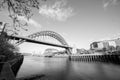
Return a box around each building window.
[108,41,116,47]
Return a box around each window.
[108,41,116,47]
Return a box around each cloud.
[103,0,120,8]
[17,16,42,28]
[39,0,74,21]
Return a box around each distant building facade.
[90,38,120,53]
[76,48,89,54]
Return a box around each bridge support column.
[66,48,72,60]
[66,48,72,54]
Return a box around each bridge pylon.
[65,48,72,60]
[66,48,72,55]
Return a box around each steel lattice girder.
[15,31,68,46]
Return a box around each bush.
[0,32,19,61]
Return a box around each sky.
[0,0,120,54]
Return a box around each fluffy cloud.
[39,0,74,21]
[17,16,42,28]
[103,0,120,8]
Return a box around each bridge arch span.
[17,31,69,46]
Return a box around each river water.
[17,56,120,80]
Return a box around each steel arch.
[16,31,68,46]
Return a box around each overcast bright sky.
[0,0,120,53]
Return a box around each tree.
[0,0,46,33]
[0,0,46,60]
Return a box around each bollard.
[76,56,78,61]
[101,55,104,62]
[86,56,88,62]
[96,55,98,62]
[109,55,112,62]
[106,55,109,63]
[87,56,89,62]
[94,55,96,62]
[79,56,80,61]
[88,56,89,62]
[93,56,95,62]
[81,56,83,62]
[99,55,102,62]
[83,56,85,62]
[90,56,92,62]
[103,55,106,62]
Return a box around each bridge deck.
[8,35,72,49]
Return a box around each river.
[17,56,120,80]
